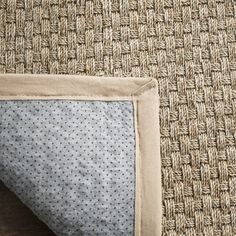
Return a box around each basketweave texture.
[0,0,235,235]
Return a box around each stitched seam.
[131,79,157,97]
[0,96,133,99]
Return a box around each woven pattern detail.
[0,0,236,235]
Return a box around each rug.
[0,74,161,236]
[0,0,235,235]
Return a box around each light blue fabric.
[0,100,135,236]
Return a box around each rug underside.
[0,100,136,236]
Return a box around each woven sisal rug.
[0,0,236,235]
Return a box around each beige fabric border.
[0,74,150,99]
[0,74,161,236]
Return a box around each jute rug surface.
[0,0,235,235]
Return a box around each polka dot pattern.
[0,100,135,236]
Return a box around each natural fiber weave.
[0,0,235,235]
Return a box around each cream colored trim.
[0,74,150,99]
[0,74,161,236]
[132,80,161,236]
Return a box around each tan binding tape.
[0,74,161,236]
